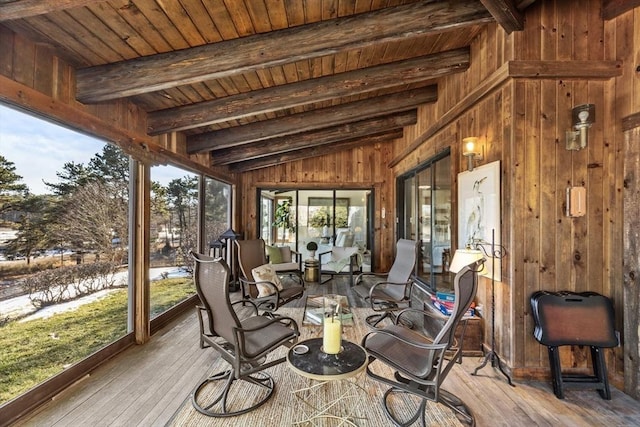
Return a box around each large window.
[149,165,198,318]
[0,105,132,403]
[398,150,452,292]
[203,176,231,247]
[0,104,232,417]
[147,170,232,319]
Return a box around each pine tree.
[0,155,29,213]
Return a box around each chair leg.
[366,312,391,328]
[382,387,426,427]
[366,311,413,329]
[192,369,275,417]
[438,389,475,426]
[381,387,475,427]
[296,271,305,286]
[196,307,210,349]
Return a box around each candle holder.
[322,296,342,355]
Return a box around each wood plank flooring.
[13,276,640,426]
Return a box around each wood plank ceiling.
[0,0,537,172]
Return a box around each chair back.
[335,230,355,247]
[379,239,418,301]
[433,260,481,346]
[191,252,240,345]
[387,239,418,284]
[235,239,268,281]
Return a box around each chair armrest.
[354,272,389,286]
[234,316,300,358]
[254,280,281,295]
[238,276,282,308]
[291,249,302,269]
[235,315,300,334]
[369,280,409,290]
[361,327,448,352]
[369,280,412,301]
[318,250,331,270]
[349,252,360,269]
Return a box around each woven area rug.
[167,308,464,426]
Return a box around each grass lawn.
[0,277,194,404]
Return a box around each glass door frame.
[396,148,451,292]
[257,188,374,270]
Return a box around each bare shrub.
[23,262,120,308]
[23,269,71,308]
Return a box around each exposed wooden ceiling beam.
[602,0,640,20]
[508,60,623,79]
[622,112,640,132]
[187,87,437,154]
[148,48,468,135]
[0,0,97,21]
[75,0,492,103]
[515,1,537,8]
[211,111,417,165]
[229,130,403,172]
[480,0,524,33]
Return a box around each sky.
[0,104,189,195]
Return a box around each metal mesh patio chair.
[235,239,305,314]
[361,259,482,426]
[190,252,299,417]
[354,239,418,327]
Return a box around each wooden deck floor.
[14,276,640,426]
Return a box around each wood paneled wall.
[234,0,639,389]
[237,142,398,272]
[392,0,639,390]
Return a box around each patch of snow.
[18,288,121,322]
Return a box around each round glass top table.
[287,337,367,380]
[286,338,368,426]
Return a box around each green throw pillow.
[266,245,283,264]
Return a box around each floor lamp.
[470,229,514,386]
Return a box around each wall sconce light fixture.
[462,137,483,171]
[566,104,595,151]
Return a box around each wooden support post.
[131,160,151,344]
[623,118,640,398]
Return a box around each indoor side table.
[287,337,368,426]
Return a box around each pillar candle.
[323,318,342,354]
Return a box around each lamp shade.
[449,248,484,273]
[462,137,479,157]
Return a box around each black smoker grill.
[530,291,619,400]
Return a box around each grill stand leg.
[547,346,564,399]
[592,346,611,400]
[546,345,612,400]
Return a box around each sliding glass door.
[259,188,372,271]
[398,150,451,292]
